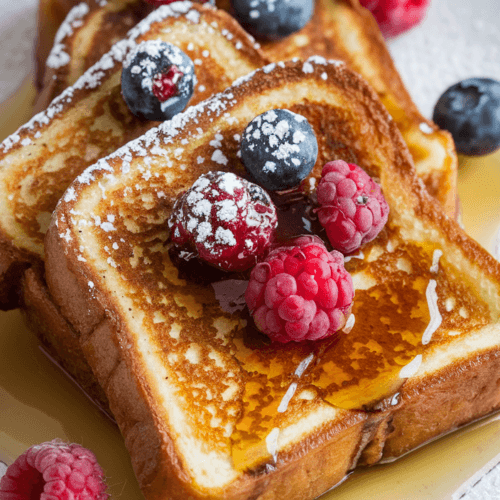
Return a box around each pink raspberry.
[245,235,354,343]
[360,0,430,38]
[168,171,278,272]
[0,440,109,499]
[316,160,389,254]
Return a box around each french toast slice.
[35,0,83,90]
[0,2,269,310]
[35,0,457,217]
[44,58,500,499]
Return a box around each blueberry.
[241,109,318,191]
[231,0,314,41]
[433,78,500,156]
[121,40,196,122]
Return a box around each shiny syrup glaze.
[168,187,438,470]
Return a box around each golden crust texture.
[0,2,269,310]
[44,59,500,499]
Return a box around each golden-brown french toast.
[35,0,156,111]
[35,0,457,216]
[35,0,83,90]
[0,2,269,310]
[44,58,500,499]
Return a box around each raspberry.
[316,161,389,254]
[168,171,277,272]
[152,65,184,102]
[245,235,354,343]
[0,440,109,499]
[359,0,430,38]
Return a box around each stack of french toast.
[2,0,500,498]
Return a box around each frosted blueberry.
[241,109,318,190]
[121,40,196,121]
[231,0,314,41]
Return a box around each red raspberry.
[0,440,109,499]
[168,171,278,272]
[245,235,354,343]
[360,0,430,38]
[152,65,184,102]
[316,160,389,254]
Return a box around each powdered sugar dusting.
[243,109,307,165]
[0,2,215,154]
[165,169,277,271]
[55,57,346,215]
[46,2,90,69]
[56,58,344,236]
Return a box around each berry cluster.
[168,111,389,342]
[245,236,354,343]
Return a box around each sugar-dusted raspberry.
[168,171,278,272]
[245,235,354,343]
[316,160,389,254]
[359,0,430,38]
[0,439,109,499]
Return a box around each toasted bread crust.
[21,265,110,411]
[41,220,500,495]
[35,0,156,114]
[35,0,81,89]
[0,235,32,310]
[383,349,500,459]
[35,0,457,216]
[45,222,371,499]
[44,59,500,498]
[0,3,270,310]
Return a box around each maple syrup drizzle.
[168,186,440,471]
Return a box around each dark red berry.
[168,171,277,272]
[359,0,430,38]
[316,160,389,254]
[245,235,354,343]
[152,65,184,102]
